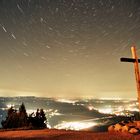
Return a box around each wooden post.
[131,46,140,110]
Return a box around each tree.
[18,103,28,127]
[1,103,28,128]
[28,108,47,128]
[19,103,27,114]
[1,103,47,129]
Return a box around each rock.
[121,125,129,132]
[136,121,140,128]
[108,125,114,132]
[129,128,139,134]
[114,124,122,132]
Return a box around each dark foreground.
[0,129,140,140]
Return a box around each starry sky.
[0,0,140,98]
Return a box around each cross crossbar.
[120,46,140,111]
[120,58,140,63]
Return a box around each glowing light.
[99,97,123,100]
[27,109,37,115]
[49,109,62,117]
[56,99,77,104]
[88,105,94,111]
[98,108,113,114]
[1,108,6,110]
[6,104,14,108]
[126,107,139,112]
[117,106,124,112]
[54,121,96,131]
[47,124,51,129]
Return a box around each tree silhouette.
[1,106,18,128]
[1,103,47,129]
[28,108,47,128]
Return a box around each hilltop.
[0,129,140,140]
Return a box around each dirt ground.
[0,129,139,140]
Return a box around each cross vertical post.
[131,46,140,110]
[120,46,140,111]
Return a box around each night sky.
[0,0,140,98]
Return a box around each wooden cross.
[120,46,140,111]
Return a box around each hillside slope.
[0,129,139,140]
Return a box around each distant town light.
[6,104,14,108]
[54,121,96,131]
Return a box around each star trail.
[0,0,140,98]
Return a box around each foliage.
[1,103,47,129]
[28,108,46,128]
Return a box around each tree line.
[1,103,47,129]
